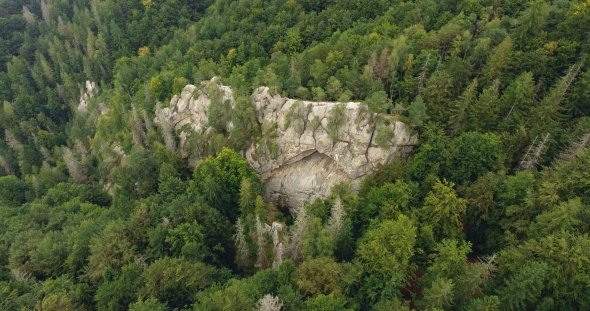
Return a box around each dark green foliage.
[189,148,259,222]
[95,264,143,311]
[0,175,30,206]
[497,262,548,310]
[0,0,589,310]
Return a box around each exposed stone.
[77,80,98,112]
[155,80,418,213]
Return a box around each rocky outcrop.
[77,81,98,112]
[155,80,417,212]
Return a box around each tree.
[189,148,260,222]
[423,70,454,124]
[407,95,428,128]
[448,79,478,136]
[420,179,467,241]
[0,175,30,206]
[421,239,471,287]
[417,278,455,310]
[284,206,309,264]
[499,72,535,131]
[450,132,500,184]
[357,215,416,284]
[326,76,343,101]
[140,257,219,309]
[165,221,205,260]
[305,294,351,311]
[257,294,283,311]
[230,97,259,151]
[364,91,390,114]
[496,262,548,311]
[327,103,347,141]
[128,298,167,311]
[86,221,137,283]
[302,217,334,259]
[294,257,343,297]
[95,264,143,311]
[234,218,251,268]
[481,37,513,87]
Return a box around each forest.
[1,0,590,310]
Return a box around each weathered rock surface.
[155,80,417,212]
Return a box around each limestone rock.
[77,80,98,112]
[155,80,418,213]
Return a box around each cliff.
[155,79,417,212]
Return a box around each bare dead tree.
[142,110,155,133]
[22,6,35,23]
[283,205,308,264]
[415,54,431,94]
[0,155,12,175]
[10,268,36,282]
[256,216,270,270]
[4,130,22,151]
[518,133,550,171]
[131,108,147,148]
[234,218,250,268]
[162,122,176,152]
[62,146,87,184]
[327,197,345,238]
[256,294,283,311]
[40,0,51,23]
[558,133,590,162]
[479,253,497,281]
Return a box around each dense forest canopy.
[1,0,590,310]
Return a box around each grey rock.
[155,80,418,214]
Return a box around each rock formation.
[155,79,417,213]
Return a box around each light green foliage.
[305,294,352,311]
[0,0,589,309]
[327,103,347,141]
[86,221,137,283]
[418,278,455,310]
[422,239,471,285]
[364,91,390,114]
[407,95,428,128]
[165,221,204,259]
[207,99,233,134]
[129,298,168,311]
[527,198,586,238]
[420,179,467,240]
[302,217,334,259]
[357,215,416,281]
[482,37,513,86]
[374,125,394,149]
[194,278,259,311]
[295,257,343,297]
[464,296,501,311]
[326,76,343,101]
[312,87,327,101]
[285,100,308,134]
[141,257,219,310]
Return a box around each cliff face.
[155,80,417,212]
